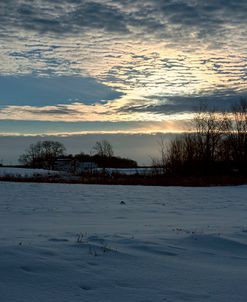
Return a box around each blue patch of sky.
[0,75,122,106]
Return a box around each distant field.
[0,182,247,301]
[0,167,61,177]
[1,167,246,187]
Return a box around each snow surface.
[0,182,247,301]
[0,167,60,177]
[98,167,156,175]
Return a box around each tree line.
[18,99,247,176]
[157,99,247,176]
[19,139,137,170]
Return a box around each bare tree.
[19,141,65,169]
[151,135,167,174]
[192,106,230,163]
[159,102,243,175]
[19,142,43,168]
[226,99,247,170]
[92,140,114,157]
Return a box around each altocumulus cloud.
[0,0,246,128]
[1,0,246,42]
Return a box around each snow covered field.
[0,167,60,177]
[98,167,156,175]
[0,182,247,302]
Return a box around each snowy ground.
[0,167,61,177]
[0,182,247,302]
[97,167,157,175]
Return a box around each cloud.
[119,93,247,115]
[0,0,246,129]
[0,119,187,136]
[1,0,246,42]
[0,0,129,34]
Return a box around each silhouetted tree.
[92,140,114,157]
[158,100,247,176]
[19,140,65,169]
[225,99,247,171]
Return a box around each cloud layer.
[0,0,246,131]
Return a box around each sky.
[0,0,246,164]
